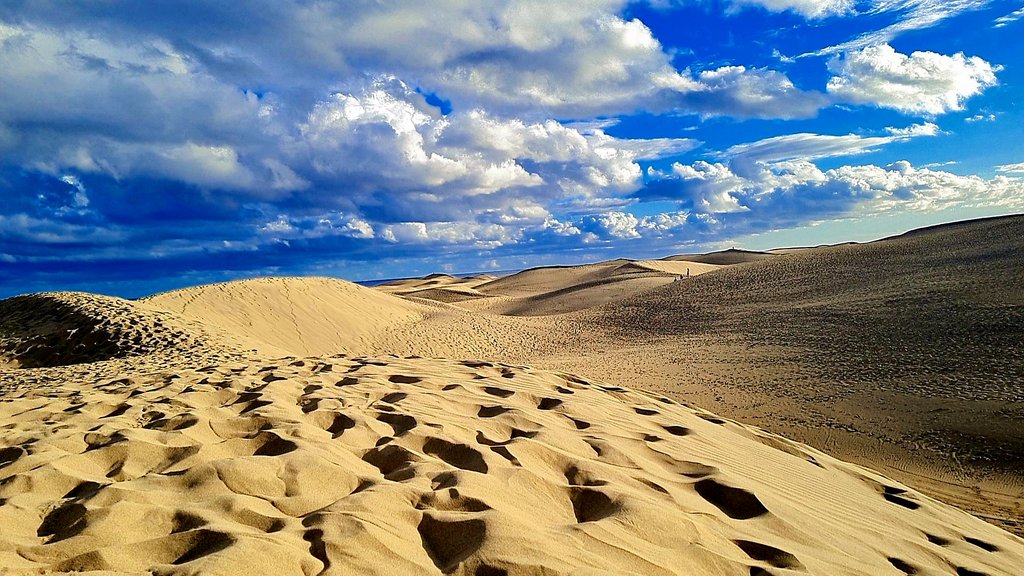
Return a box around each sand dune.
[477,261,631,298]
[663,248,775,266]
[144,277,434,357]
[565,214,1024,534]
[619,260,721,277]
[2,354,1022,575]
[143,276,560,362]
[593,215,1024,402]
[0,292,235,369]
[467,259,720,316]
[376,274,494,304]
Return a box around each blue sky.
[1,1,1023,298]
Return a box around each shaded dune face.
[1,356,1022,575]
[594,215,1024,396]
[0,293,218,368]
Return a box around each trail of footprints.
[0,355,1021,575]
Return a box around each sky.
[1,1,1023,298]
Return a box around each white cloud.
[827,44,1000,115]
[379,221,516,246]
[0,213,123,245]
[996,162,1024,174]
[297,78,697,221]
[684,66,828,119]
[723,126,934,166]
[260,216,294,235]
[0,22,301,195]
[729,0,856,18]
[994,6,1024,27]
[884,122,940,137]
[596,211,642,238]
[55,175,90,214]
[645,158,1024,222]
[665,161,751,212]
[1,2,1019,281]
[638,211,691,232]
[717,123,939,179]
[3,3,828,122]
[965,113,997,122]
[815,1,993,55]
[543,217,582,236]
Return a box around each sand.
[2,216,1023,574]
[2,355,1022,575]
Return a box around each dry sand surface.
[1,215,1023,574]
[572,215,1024,535]
[2,355,1023,575]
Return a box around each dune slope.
[2,355,1022,575]
[567,215,1024,533]
[144,277,433,357]
[663,248,775,266]
[472,260,720,316]
[0,292,232,369]
[596,215,1024,402]
[143,276,560,362]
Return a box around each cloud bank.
[0,1,1019,295]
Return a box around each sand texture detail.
[2,355,1022,575]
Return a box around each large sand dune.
[2,215,1024,574]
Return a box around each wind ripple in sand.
[1,356,1022,575]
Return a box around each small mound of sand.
[2,356,1021,575]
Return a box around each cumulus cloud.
[0,21,300,196]
[646,162,752,212]
[580,210,695,241]
[827,44,1000,115]
[0,2,821,121]
[0,1,1020,295]
[596,211,643,239]
[636,159,1024,236]
[294,78,698,224]
[379,221,516,247]
[681,66,828,119]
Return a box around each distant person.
[686,268,690,278]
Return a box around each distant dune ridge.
[1,215,1023,574]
